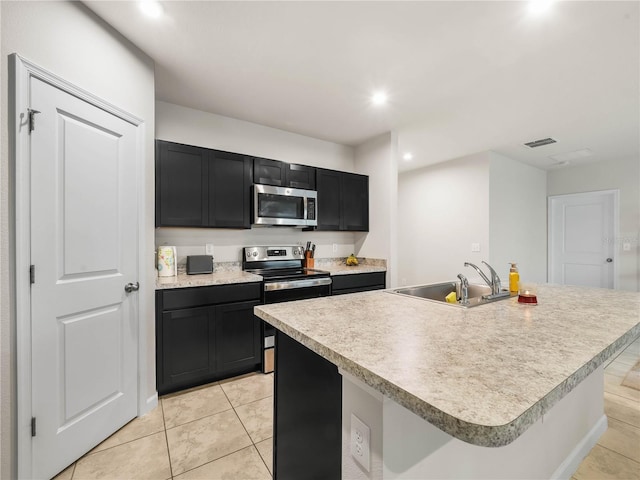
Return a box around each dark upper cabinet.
[341,172,369,231]
[156,140,251,228]
[317,169,369,232]
[254,158,316,190]
[209,150,251,228]
[285,164,316,190]
[316,169,342,230]
[253,157,285,186]
[156,142,209,227]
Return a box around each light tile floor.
[54,372,274,480]
[53,337,640,480]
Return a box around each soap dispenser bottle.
[509,263,520,293]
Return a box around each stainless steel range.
[243,245,332,372]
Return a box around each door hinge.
[30,265,35,285]
[28,108,41,133]
[31,417,36,437]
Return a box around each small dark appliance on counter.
[186,255,214,274]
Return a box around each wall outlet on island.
[350,413,370,472]
[205,243,214,256]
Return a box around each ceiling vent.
[524,137,557,148]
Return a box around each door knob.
[124,282,140,293]
[606,258,613,263]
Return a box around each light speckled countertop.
[156,270,262,289]
[313,257,386,275]
[254,284,640,447]
[155,258,387,289]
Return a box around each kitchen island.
[255,284,640,479]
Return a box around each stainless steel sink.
[389,281,512,308]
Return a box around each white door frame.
[547,189,619,289]
[12,54,147,479]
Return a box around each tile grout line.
[220,379,274,477]
[160,398,175,479]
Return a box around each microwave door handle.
[303,195,308,222]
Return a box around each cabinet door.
[156,141,209,227]
[159,306,214,394]
[316,168,342,231]
[285,164,316,190]
[209,151,251,228]
[253,157,285,186]
[214,301,261,374]
[275,331,342,478]
[341,172,369,231]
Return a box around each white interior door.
[30,76,139,479]
[548,191,617,288]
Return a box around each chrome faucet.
[464,261,503,296]
[457,273,469,304]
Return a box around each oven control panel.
[243,246,305,262]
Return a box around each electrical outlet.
[471,243,481,253]
[623,242,631,252]
[333,243,338,254]
[205,243,214,256]
[350,413,370,472]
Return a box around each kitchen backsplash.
[156,227,357,265]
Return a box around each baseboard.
[551,414,608,480]
[141,392,158,416]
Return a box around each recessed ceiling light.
[403,153,413,161]
[371,91,388,106]
[139,0,164,19]
[528,0,554,16]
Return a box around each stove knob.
[252,251,258,257]
[246,251,250,257]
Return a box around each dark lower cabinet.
[331,271,386,295]
[156,284,262,395]
[160,306,213,388]
[215,301,261,372]
[274,331,342,480]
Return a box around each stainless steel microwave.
[253,184,317,227]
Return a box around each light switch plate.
[623,242,631,252]
[471,243,481,253]
[350,413,370,472]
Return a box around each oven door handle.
[264,277,332,291]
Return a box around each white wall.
[397,153,491,286]
[155,101,357,262]
[489,152,547,284]
[547,156,640,292]
[354,132,399,287]
[342,373,384,480]
[0,2,155,476]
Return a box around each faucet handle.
[457,273,469,304]
[481,261,501,293]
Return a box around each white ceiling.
[85,1,639,172]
